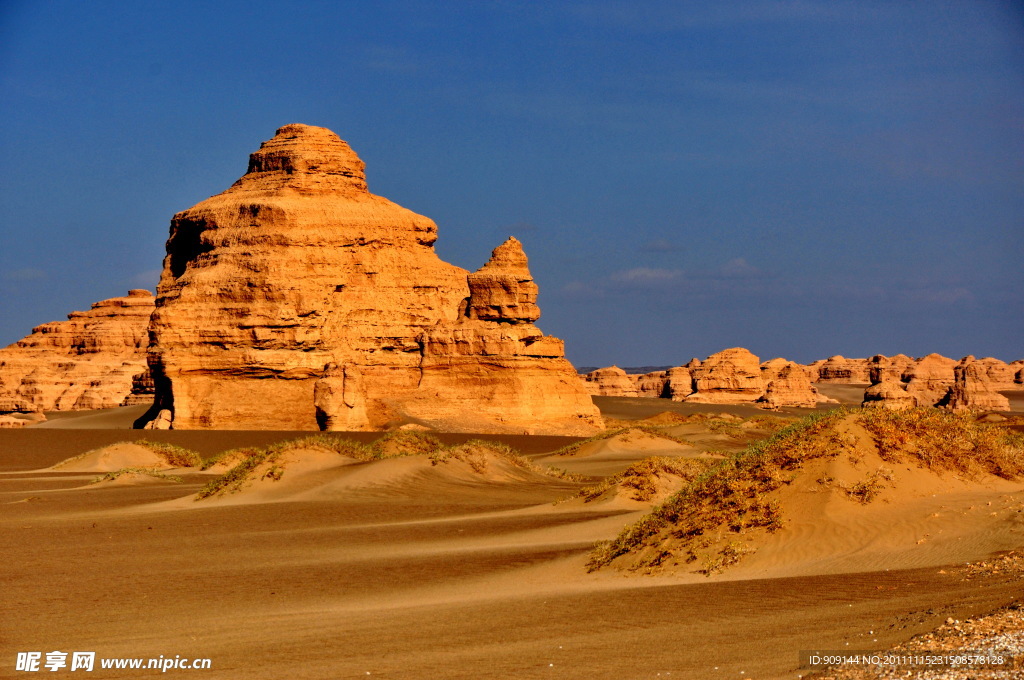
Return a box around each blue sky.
[1,0,1021,366]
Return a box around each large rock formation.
[685,347,765,404]
[861,379,916,410]
[759,361,837,409]
[967,357,1017,391]
[636,370,670,398]
[946,357,1010,412]
[0,290,154,413]
[579,366,640,397]
[903,353,956,406]
[867,354,916,384]
[139,124,601,434]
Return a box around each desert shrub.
[859,407,1024,480]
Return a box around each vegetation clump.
[859,407,1024,480]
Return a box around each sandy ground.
[2,401,1023,679]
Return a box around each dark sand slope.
[3,406,1024,679]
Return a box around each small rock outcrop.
[685,348,765,404]
[0,290,154,413]
[139,124,601,434]
[579,366,640,397]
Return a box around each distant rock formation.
[862,379,916,409]
[0,290,154,413]
[579,366,640,397]
[635,370,669,398]
[945,357,1011,412]
[138,124,601,434]
[759,361,837,409]
[862,354,1018,412]
[903,353,957,407]
[814,355,871,383]
[867,354,916,384]
[685,348,766,404]
[664,366,694,401]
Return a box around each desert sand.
[3,400,1023,679]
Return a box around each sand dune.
[3,407,1024,679]
[47,441,195,473]
[594,409,1024,585]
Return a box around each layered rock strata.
[814,355,871,383]
[139,124,601,434]
[759,361,836,409]
[636,370,670,398]
[0,290,154,413]
[862,379,917,409]
[684,348,766,404]
[945,357,1011,412]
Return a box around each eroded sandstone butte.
[139,124,601,434]
[0,290,154,413]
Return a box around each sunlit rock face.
[0,290,154,413]
[141,124,602,434]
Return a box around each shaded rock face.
[0,291,154,413]
[142,124,601,434]
[664,366,693,401]
[579,366,640,397]
[685,348,765,404]
[759,361,836,409]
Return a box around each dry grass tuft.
[92,467,183,484]
[859,407,1024,480]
